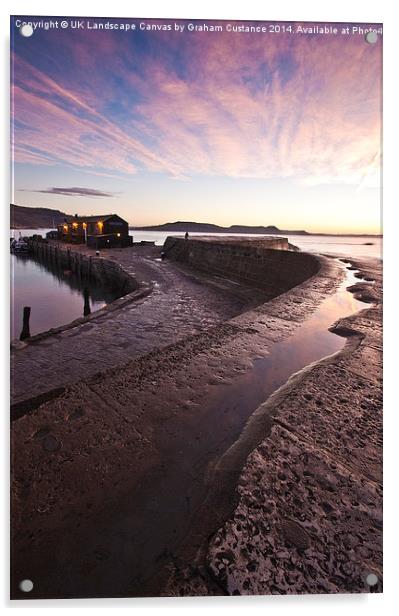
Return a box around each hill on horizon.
[131,220,309,235]
[11,204,68,229]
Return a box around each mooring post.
[20,306,31,340]
[83,287,91,316]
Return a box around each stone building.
[57,214,132,248]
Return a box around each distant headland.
[10,204,381,237]
[130,221,310,235]
[11,204,68,229]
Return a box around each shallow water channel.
[199,264,370,441]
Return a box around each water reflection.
[200,263,373,447]
[11,254,120,339]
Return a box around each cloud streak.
[11,21,382,188]
[22,186,116,198]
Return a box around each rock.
[42,435,62,452]
[246,560,258,572]
[216,549,235,564]
[280,519,311,550]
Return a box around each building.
[46,230,58,240]
[57,214,132,249]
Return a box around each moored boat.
[10,238,30,254]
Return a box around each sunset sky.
[11,17,382,234]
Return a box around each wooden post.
[20,306,31,340]
[83,287,91,316]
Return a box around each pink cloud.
[11,25,381,187]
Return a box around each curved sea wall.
[163,236,320,298]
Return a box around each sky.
[11,17,382,234]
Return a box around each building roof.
[65,214,116,223]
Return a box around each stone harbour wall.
[163,237,320,297]
[30,240,138,295]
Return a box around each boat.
[10,237,30,254]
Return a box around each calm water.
[201,265,371,438]
[12,228,382,259]
[11,254,120,340]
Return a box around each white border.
[1,1,398,613]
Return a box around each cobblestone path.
[11,246,248,405]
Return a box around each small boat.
[11,238,30,254]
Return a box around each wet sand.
[10,252,382,598]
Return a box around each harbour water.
[11,254,120,340]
